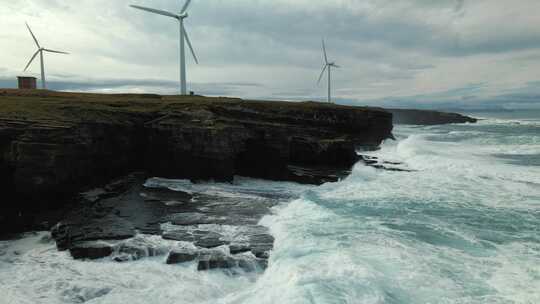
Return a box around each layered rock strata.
[51,173,279,272]
[0,90,393,230]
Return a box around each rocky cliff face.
[144,102,392,182]
[0,90,393,231]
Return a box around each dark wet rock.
[166,249,199,264]
[252,250,270,259]
[141,187,192,204]
[69,242,113,260]
[163,229,228,248]
[229,244,251,254]
[359,155,380,165]
[166,248,269,272]
[167,213,216,226]
[162,230,196,242]
[195,236,228,249]
[196,251,268,272]
[112,255,130,263]
[44,174,276,268]
[52,214,136,251]
[387,109,477,125]
[288,165,353,184]
[370,165,415,172]
[248,234,274,258]
[112,242,167,262]
[197,251,237,271]
[359,155,415,172]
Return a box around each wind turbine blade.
[180,0,192,14]
[322,39,328,64]
[26,22,40,48]
[130,5,178,19]
[183,27,199,64]
[43,49,69,55]
[24,50,40,71]
[317,65,328,84]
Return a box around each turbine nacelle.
[178,12,188,19]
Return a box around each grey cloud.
[39,0,536,68]
[2,0,540,110]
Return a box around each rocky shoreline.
[0,90,394,231]
[0,89,476,271]
[49,173,279,271]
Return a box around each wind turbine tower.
[130,0,199,95]
[317,39,340,103]
[24,22,69,89]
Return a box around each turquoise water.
[250,111,540,303]
[1,111,539,304]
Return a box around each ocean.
[1,110,539,304]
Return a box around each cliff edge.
[387,108,477,125]
[0,89,393,228]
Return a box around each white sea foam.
[1,114,539,304]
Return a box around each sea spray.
[1,111,539,304]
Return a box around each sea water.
[1,110,539,304]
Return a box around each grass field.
[0,89,380,124]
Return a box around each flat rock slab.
[163,230,228,248]
[167,213,218,226]
[52,214,136,251]
[166,249,199,264]
[229,244,251,254]
[69,241,114,260]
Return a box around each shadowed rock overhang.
[0,90,393,215]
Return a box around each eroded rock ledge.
[0,90,393,232]
[50,173,278,272]
[387,108,477,125]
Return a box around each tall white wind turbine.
[317,39,339,103]
[130,0,199,95]
[24,22,69,90]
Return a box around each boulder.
[69,242,113,260]
[166,249,199,264]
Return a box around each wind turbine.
[317,39,339,103]
[24,22,69,90]
[130,0,199,95]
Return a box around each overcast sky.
[1,0,540,109]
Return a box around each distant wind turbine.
[130,0,199,95]
[24,22,69,90]
[317,39,339,103]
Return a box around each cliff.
[387,108,477,125]
[0,89,393,231]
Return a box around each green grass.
[0,89,383,124]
